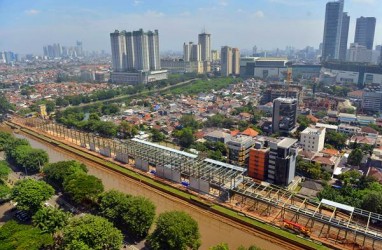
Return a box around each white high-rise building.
[183,42,192,62]
[300,127,326,152]
[221,46,232,77]
[190,43,201,62]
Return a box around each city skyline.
[0,0,381,54]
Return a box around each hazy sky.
[0,0,381,54]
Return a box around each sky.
[0,0,381,55]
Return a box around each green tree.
[0,220,54,250]
[13,145,49,173]
[325,131,347,149]
[123,196,156,239]
[174,128,195,148]
[98,190,130,222]
[118,121,138,138]
[43,160,87,189]
[151,128,166,142]
[0,132,13,151]
[148,211,201,250]
[33,206,71,233]
[180,114,199,131]
[0,93,14,121]
[63,172,104,205]
[11,179,55,213]
[361,192,382,214]
[210,243,230,250]
[62,214,123,250]
[0,160,11,181]
[0,185,11,200]
[347,148,363,166]
[98,191,156,239]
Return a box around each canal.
[13,131,286,250]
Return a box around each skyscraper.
[110,29,160,72]
[354,17,376,50]
[339,12,350,61]
[221,46,232,77]
[322,0,348,61]
[190,43,201,62]
[198,32,211,62]
[272,98,298,134]
[183,42,191,62]
[232,48,240,75]
[110,29,166,84]
[221,46,240,76]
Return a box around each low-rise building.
[300,127,326,152]
[338,113,357,124]
[204,131,232,144]
[315,123,338,132]
[248,141,269,181]
[338,124,362,135]
[227,136,255,167]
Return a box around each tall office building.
[272,98,298,134]
[339,13,350,61]
[190,43,201,62]
[322,0,348,61]
[354,17,376,50]
[232,48,240,75]
[268,138,298,186]
[221,46,232,76]
[198,32,211,62]
[76,41,83,57]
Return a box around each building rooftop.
[274,97,297,103]
[301,127,325,135]
[316,123,338,130]
[278,137,298,148]
[338,113,357,118]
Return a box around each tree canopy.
[33,206,71,234]
[325,131,347,149]
[62,214,123,250]
[98,190,156,239]
[173,128,195,148]
[63,172,104,205]
[0,160,11,181]
[12,145,49,173]
[347,148,363,166]
[43,160,87,189]
[0,220,54,250]
[148,211,201,250]
[11,179,55,213]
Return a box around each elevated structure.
[16,117,382,249]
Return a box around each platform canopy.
[321,199,354,212]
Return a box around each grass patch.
[165,77,240,95]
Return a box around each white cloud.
[133,0,142,6]
[254,11,264,18]
[144,10,165,18]
[352,0,376,4]
[218,0,228,7]
[24,9,41,15]
[268,0,315,6]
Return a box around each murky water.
[13,132,286,250]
